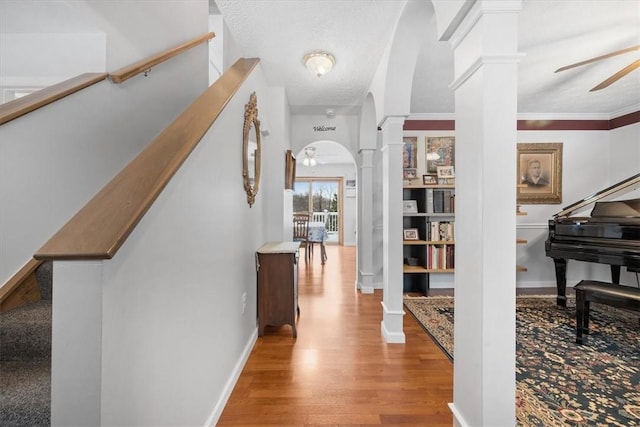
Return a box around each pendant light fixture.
[302,146,317,167]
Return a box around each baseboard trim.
[205,328,258,426]
[448,403,470,427]
[380,320,405,344]
[515,280,560,288]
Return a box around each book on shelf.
[426,188,455,213]
[427,221,454,241]
[426,244,455,269]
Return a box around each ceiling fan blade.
[590,59,640,91]
[555,45,640,73]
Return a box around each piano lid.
[554,173,640,218]
[591,198,640,218]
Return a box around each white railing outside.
[311,211,339,233]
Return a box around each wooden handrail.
[0,73,108,126]
[109,32,215,84]
[0,258,43,311]
[35,58,260,261]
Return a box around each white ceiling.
[214,0,640,117]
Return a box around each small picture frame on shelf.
[403,228,419,240]
[403,200,418,214]
[422,174,437,185]
[437,166,455,185]
[403,168,417,179]
[436,165,455,179]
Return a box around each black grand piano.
[545,173,640,307]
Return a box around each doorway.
[293,178,342,245]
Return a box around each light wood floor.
[217,245,454,426]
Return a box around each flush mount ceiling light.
[303,51,336,77]
[303,146,317,166]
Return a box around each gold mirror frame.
[243,92,261,207]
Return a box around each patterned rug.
[404,295,640,427]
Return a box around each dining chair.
[292,212,311,264]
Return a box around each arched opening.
[293,140,357,247]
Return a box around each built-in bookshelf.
[403,184,455,294]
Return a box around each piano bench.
[574,280,640,345]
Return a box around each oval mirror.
[243,92,261,207]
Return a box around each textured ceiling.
[215,0,639,117]
[214,0,405,114]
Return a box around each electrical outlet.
[242,292,247,314]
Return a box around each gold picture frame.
[517,142,563,204]
[284,149,296,190]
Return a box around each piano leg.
[553,258,567,307]
[610,265,621,284]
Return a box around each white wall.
[517,128,618,287]
[292,114,358,155]
[0,0,209,287]
[0,1,107,101]
[0,33,107,101]
[51,66,273,426]
[610,122,640,184]
[261,86,292,243]
[102,71,268,425]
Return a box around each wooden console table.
[256,241,300,337]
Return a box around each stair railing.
[0,32,214,126]
[0,73,108,126]
[109,32,214,84]
[34,58,259,261]
[0,32,218,309]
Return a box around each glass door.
[293,178,342,244]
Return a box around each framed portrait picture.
[426,136,455,174]
[403,200,418,214]
[422,174,437,185]
[517,142,563,204]
[346,179,356,188]
[403,228,420,240]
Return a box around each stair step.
[0,301,51,361]
[0,359,50,426]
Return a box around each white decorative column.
[380,116,406,343]
[444,1,522,426]
[357,148,375,293]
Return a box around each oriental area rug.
[403,295,640,427]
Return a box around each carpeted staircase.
[0,262,52,426]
